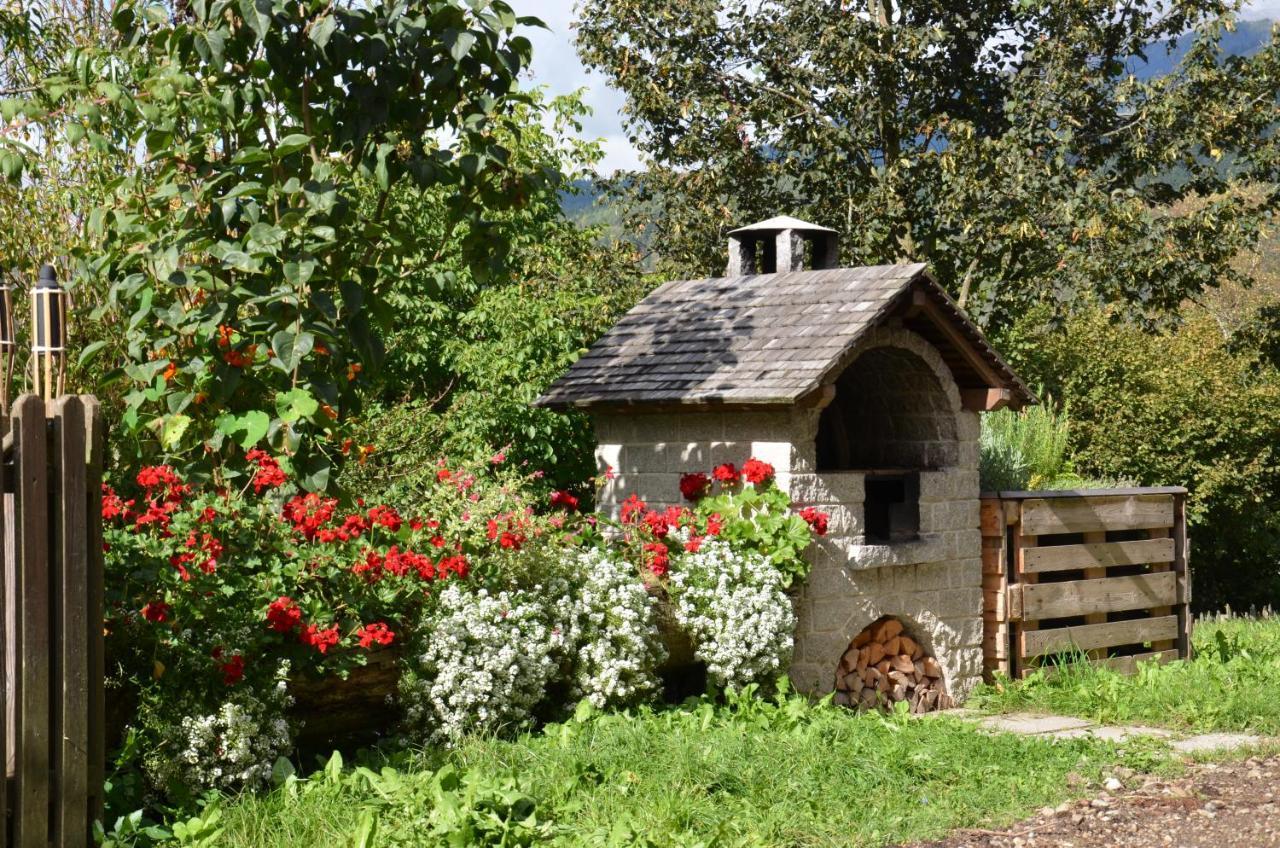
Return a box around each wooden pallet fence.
[980,487,1191,680]
[3,395,105,848]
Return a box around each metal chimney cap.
[727,215,837,235]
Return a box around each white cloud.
[1246,0,1280,19]
[523,0,641,174]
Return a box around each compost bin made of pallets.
[979,487,1191,680]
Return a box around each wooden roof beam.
[906,288,1012,401]
[961,388,1012,412]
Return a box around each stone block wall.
[590,327,986,702]
[593,407,821,517]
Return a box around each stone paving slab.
[1049,724,1175,742]
[1170,732,1264,754]
[979,713,1095,735]
[960,710,1267,755]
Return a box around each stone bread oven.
[535,216,1034,705]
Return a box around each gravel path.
[911,755,1280,848]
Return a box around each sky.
[525,0,1280,176]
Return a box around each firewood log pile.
[832,616,953,713]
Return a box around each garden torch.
[31,264,67,402]
[0,273,14,412]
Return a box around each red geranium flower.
[643,542,669,577]
[299,623,341,654]
[136,465,182,491]
[642,509,672,538]
[438,554,469,579]
[367,505,403,532]
[245,449,287,493]
[266,596,302,632]
[798,506,830,536]
[679,472,711,502]
[711,463,739,484]
[101,484,136,522]
[217,653,245,686]
[549,490,579,511]
[620,494,647,524]
[284,492,338,540]
[352,548,386,581]
[356,622,395,649]
[141,601,171,623]
[741,458,775,486]
[705,513,724,536]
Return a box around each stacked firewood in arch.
[833,616,953,713]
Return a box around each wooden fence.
[981,487,1191,680]
[3,395,105,848]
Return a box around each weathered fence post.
[2,394,105,848]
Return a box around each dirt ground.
[911,755,1280,848]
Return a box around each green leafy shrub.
[333,91,649,498]
[15,0,546,488]
[1006,308,1280,610]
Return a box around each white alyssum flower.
[559,547,665,709]
[402,583,563,745]
[669,540,795,689]
[154,660,293,793]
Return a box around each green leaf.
[239,410,271,448]
[353,809,377,848]
[160,414,191,450]
[444,29,476,62]
[270,757,295,787]
[0,151,24,182]
[276,387,319,422]
[231,147,270,165]
[309,14,337,48]
[284,258,316,286]
[78,340,108,366]
[324,750,344,784]
[275,134,311,158]
[217,410,271,449]
[296,451,331,492]
[238,0,271,40]
[374,143,392,191]
[271,330,314,372]
[195,29,227,65]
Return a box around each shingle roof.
[535,263,1032,410]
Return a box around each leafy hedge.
[1005,309,1280,611]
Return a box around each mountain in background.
[1128,17,1274,79]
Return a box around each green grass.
[971,612,1280,734]
[158,616,1280,847]
[194,693,1170,848]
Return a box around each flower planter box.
[289,646,403,748]
[652,592,696,671]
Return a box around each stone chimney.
[726,215,839,276]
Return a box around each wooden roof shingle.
[535,263,1033,410]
